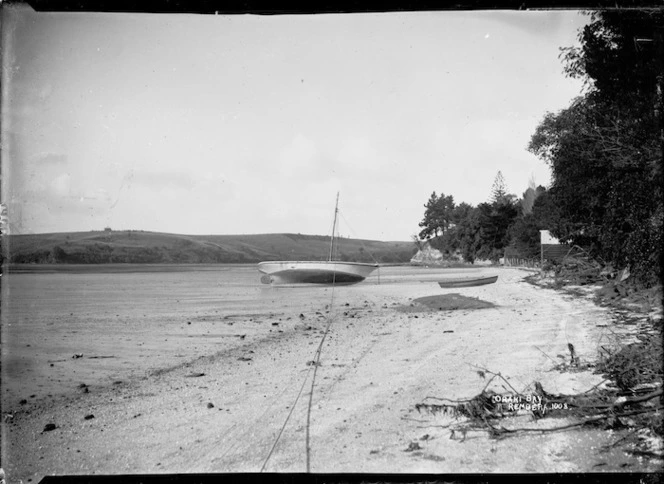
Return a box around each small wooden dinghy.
[438,275,498,288]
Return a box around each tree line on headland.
[415,172,544,264]
[416,9,662,287]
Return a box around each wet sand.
[1,265,659,480]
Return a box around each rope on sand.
[260,246,340,473]
[304,271,338,472]
[262,201,382,471]
[259,359,315,472]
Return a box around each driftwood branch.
[415,364,663,440]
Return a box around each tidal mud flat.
[1,265,660,481]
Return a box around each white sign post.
[540,230,560,267]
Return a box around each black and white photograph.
[1,1,662,481]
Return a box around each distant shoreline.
[5,262,425,274]
[4,231,416,266]
[4,263,254,274]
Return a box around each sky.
[2,5,589,241]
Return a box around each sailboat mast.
[328,192,339,261]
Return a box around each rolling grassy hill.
[3,230,416,265]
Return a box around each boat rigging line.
[338,211,382,284]
[328,192,340,261]
[338,211,381,266]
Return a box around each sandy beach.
[1,265,660,481]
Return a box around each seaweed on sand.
[596,332,663,393]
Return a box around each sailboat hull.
[257,261,378,285]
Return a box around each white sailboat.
[257,194,378,284]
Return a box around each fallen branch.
[470,366,526,397]
[414,367,663,441]
[612,389,663,411]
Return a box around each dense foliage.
[530,9,662,285]
[418,192,456,239]
[418,174,521,264]
[417,9,662,285]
